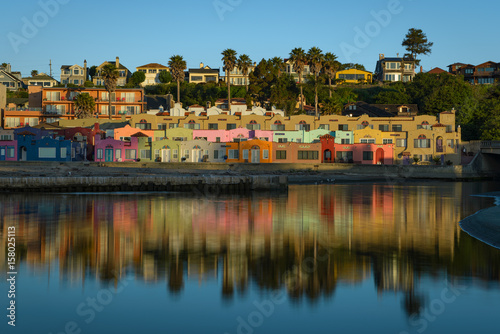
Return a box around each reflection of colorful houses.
[94,135,138,162]
[16,132,72,161]
[273,142,322,163]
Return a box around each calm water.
[1,181,500,334]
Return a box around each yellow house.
[335,69,373,84]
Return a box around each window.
[191,76,203,81]
[115,149,121,160]
[1,135,12,140]
[6,118,20,128]
[7,147,15,158]
[363,151,373,160]
[208,123,218,130]
[125,149,136,160]
[96,149,103,160]
[295,123,310,131]
[385,74,400,81]
[39,147,56,158]
[276,150,287,160]
[396,139,407,147]
[341,138,350,144]
[339,124,348,131]
[173,150,178,159]
[228,149,239,159]
[263,150,269,159]
[379,124,389,132]
[392,124,402,132]
[46,91,60,101]
[271,123,285,131]
[464,68,474,74]
[61,147,67,158]
[25,118,39,126]
[298,151,319,160]
[318,124,330,130]
[184,122,200,130]
[386,62,401,70]
[73,69,79,75]
[447,139,454,148]
[243,149,249,160]
[121,93,135,103]
[158,123,167,130]
[214,150,219,159]
[278,138,288,143]
[169,123,178,128]
[246,121,261,130]
[140,149,151,159]
[404,64,413,71]
[360,138,375,144]
[227,123,237,130]
[446,125,453,133]
[414,135,431,148]
[184,150,190,159]
[135,122,151,130]
[383,139,393,144]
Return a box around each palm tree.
[323,52,340,98]
[31,70,38,77]
[74,93,96,119]
[101,64,119,120]
[270,57,285,78]
[168,55,187,105]
[221,49,237,108]
[307,47,324,117]
[237,54,252,92]
[289,48,307,111]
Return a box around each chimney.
[397,53,399,58]
[84,59,87,81]
[6,63,12,73]
[420,66,423,73]
[379,54,385,60]
[200,62,204,69]
[116,57,120,69]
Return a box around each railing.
[481,141,500,148]
[5,107,43,111]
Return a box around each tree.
[158,70,173,83]
[101,64,119,120]
[88,66,97,80]
[323,52,340,98]
[321,96,343,115]
[340,63,366,71]
[237,54,253,92]
[222,49,237,107]
[31,70,38,77]
[74,93,96,119]
[270,57,285,78]
[130,71,146,86]
[83,81,94,88]
[168,55,187,105]
[289,47,307,111]
[402,28,433,66]
[307,47,324,117]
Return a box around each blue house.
[17,132,72,161]
[14,126,55,140]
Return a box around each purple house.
[0,140,18,161]
[94,135,138,162]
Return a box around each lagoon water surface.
[1,181,500,334]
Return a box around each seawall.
[0,175,288,194]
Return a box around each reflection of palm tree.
[168,255,184,293]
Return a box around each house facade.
[41,87,145,121]
[187,63,219,84]
[335,69,373,84]
[60,61,87,85]
[374,54,416,82]
[136,63,169,86]
[22,73,58,87]
[0,64,24,91]
[93,57,131,86]
[448,61,499,84]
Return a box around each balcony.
[5,107,43,112]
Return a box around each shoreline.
[460,203,500,250]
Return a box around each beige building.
[187,63,219,84]
[93,57,131,87]
[136,63,169,86]
[60,61,87,85]
[22,73,59,87]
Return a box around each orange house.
[225,139,273,163]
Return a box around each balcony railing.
[5,107,43,111]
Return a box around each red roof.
[428,67,448,74]
[433,123,446,127]
[131,132,149,138]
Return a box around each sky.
[1,0,498,79]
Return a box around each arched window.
[272,120,285,131]
[296,120,310,131]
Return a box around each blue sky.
[1,0,498,78]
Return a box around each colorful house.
[151,139,181,162]
[273,142,322,163]
[226,139,272,163]
[17,132,72,161]
[179,139,226,163]
[0,140,17,161]
[94,135,138,162]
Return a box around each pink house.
[0,140,18,161]
[333,143,394,165]
[225,127,251,142]
[94,135,139,162]
[252,130,273,142]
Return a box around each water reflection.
[1,183,500,315]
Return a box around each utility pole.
[49,59,52,77]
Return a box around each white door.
[192,150,202,162]
[161,149,170,162]
[251,150,260,163]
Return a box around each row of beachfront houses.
[0,125,393,165]
[0,115,461,165]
